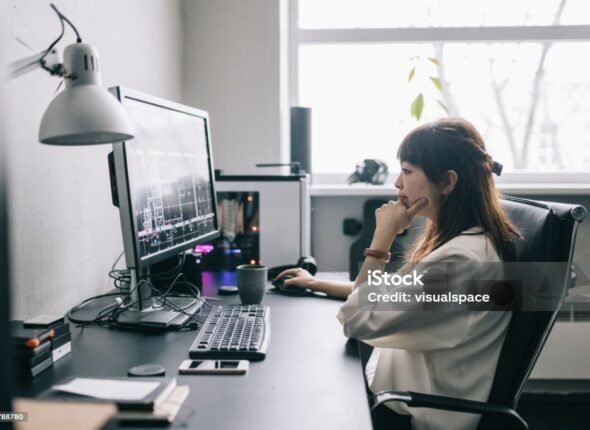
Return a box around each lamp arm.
[7,49,62,80]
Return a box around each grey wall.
[181,0,290,175]
[6,0,184,319]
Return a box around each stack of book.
[51,376,189,425]
[11,322,55,378]
[10,314,71,378]
[48,317,71,363]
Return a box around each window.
[291,0,590,177]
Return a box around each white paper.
[53,378,160,401]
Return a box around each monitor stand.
[116,270,203,329]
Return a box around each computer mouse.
[271,275,293,290]
[271,275,310,296]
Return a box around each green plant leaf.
[437,99,449,114]
[428,57,439,65]
[430,77,443,91]
[411,93,424,120]
[408,67,416,81]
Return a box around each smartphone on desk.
[179,359,249,375]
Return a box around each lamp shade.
[38,43,134,145]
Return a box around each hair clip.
[491,160,503,176]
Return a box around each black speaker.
[290,107,312,174]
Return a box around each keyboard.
[189,304,270,361]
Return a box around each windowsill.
[310,183,590,197]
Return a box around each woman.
[277,117,519,430]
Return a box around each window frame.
[289,0,590,184]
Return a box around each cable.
[151,272,185,301]
[108,251,132,290]
[67,292,125,326]
[37,4,83,77]
[49,3,82,43]
[150,271,212,312]
[150,296,205,327]
[69,248,211,331]
[39,7,65,74]
[150,253,186,280]
[172,278,213,309]
[111,250,125,271]
[108,252,186,292]
[69,274,207,331]
[68,274,145,329]
[146,274,207,325]
[109,268,132,290]
[39,4,83,74]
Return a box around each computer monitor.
[108,87,219,323]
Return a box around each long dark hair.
[397,117,520,262]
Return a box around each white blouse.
[337,228,511,430]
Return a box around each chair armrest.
[371,390,528,429]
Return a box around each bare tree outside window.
[295,0,590,174]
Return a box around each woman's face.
[394,161,442,220]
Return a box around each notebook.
[49,376,177,411]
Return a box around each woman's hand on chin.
[371,198,428,250]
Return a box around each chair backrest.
[351,195,586,428]
[483,196,586,416]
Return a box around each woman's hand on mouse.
[275,268,316,289]
[371,198,428,251]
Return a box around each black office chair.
[366,195,587,429]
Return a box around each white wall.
[181,0,290,175]
[5,0,184,318]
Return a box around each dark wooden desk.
[15,276,372,430]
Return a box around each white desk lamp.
[7,3,134,145]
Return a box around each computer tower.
[198,191,261,271]
[205,174,311,270]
